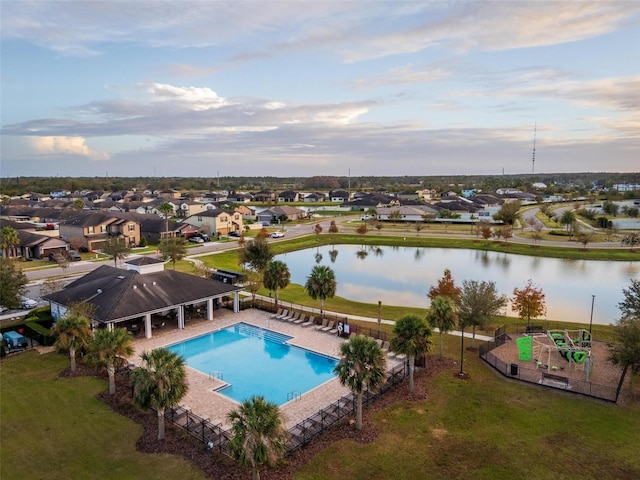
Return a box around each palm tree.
[88,328,133,395]
[262,260,290,311]
[130,348,188,440]
[304,265,337,318]
[390,315,432,393]
[426,296,456,359]
[227,395,287,480]
[158,202,174,236]
[52,315,93,373]
[0,226,19,258]
[334,335,386,430]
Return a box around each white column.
[233,292,239,313]
[178,306,184,329]
[107,322,114,332]
[144,314,152,339]
[207,298,214,320]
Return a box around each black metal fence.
[160,361,408,457]
[479,331,623,403]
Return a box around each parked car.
[361,215,372,221]
[198,233,210,242]
[20,296,38,309]
[228,231,241,237]
[271,231,285,238]
[3,331,28,351]
[67,250,82,261]
[49,250,81,262]
[188,236,204,243]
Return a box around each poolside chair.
[287,312,300,323]
[301,316,315,328]
[314,318,328,330]
[294,314,306,325]
[270,308,283,319]
[328,323,339,334]
[275,309,289,320]
[321,321,335,332]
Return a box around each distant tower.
[531,122,537,175]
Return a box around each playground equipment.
[519,329,594,381]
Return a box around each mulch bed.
[78,357,456,480]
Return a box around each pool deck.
[131,308,403,429]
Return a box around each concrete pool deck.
[130,308,403,429]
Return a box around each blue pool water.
[167,322,338,406]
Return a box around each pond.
[276,245,640,325]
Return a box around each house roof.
[43,264,242,323]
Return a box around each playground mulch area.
[490,333,623,389]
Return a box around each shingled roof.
[43,264,242,324]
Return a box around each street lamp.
[589,295,595,335]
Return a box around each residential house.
[257,205,307,224]
[176,200,207,218]
[277,191,299,203]
[253,190,275,202]
[157,189,182,200]
[59,212,141,250]
[183,209,244,236]
[303,192,326,202]
[0,219,68,259]
[416,189,438,201]
[340,192,396,211]
[376,205,439,222]
[396,190,420,201]
[43,258,243,338]
[113,212,189,242]
[234,205,256,221]
[329,189,350,202]
[227,191,253,203]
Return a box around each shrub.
[139,237,148,247]
[549,230,571,237]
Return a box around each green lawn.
[1,333,638,480]
[295,349,640,480]
[0,352,208,480]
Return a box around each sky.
[1,0,639,179]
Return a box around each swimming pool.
[167,322,339,406]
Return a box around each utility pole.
[532,122,537,175]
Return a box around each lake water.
[276,245,640,325]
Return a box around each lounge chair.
[321,321,335,332]
[328,323,339,334]
[301,316,315,328]
[314,318,328,330]
[275,309,289,320]
[294,314,306,325]
[270,308,283,319]
[286,312,300,323]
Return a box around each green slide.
[517,336,533,361]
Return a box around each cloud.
[350,64,450,89]
[4,1,637,64]
[144,82,227,111]
[31,136,109,160]
[342,2,640,62]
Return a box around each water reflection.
[277,245,638,325]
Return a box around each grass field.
[0,352,208,480]
[2,338,638,480]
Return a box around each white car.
[361,215,372,221]
[188,236,204,243]
[21,297,38,309]
[271,231,285,238]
